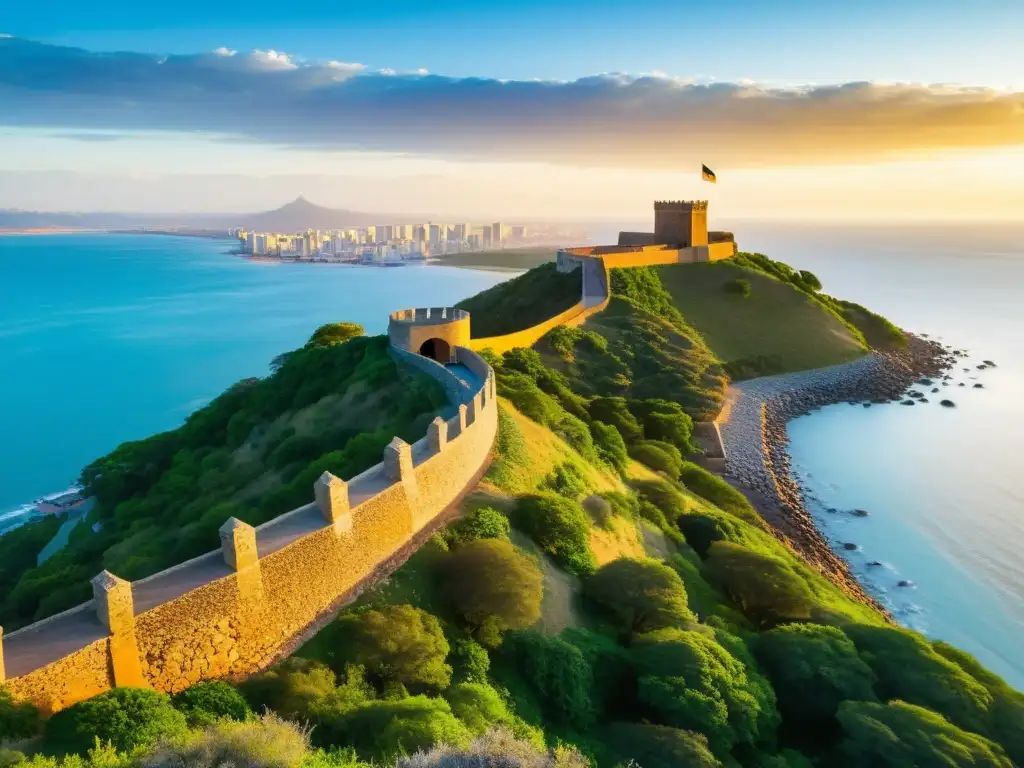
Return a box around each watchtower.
[387,307,471,364]
[653,200,708,248]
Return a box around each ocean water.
[735,221,1024,690]
[0,234,509,532]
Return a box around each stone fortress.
[0,198,730,712]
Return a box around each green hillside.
[0,327,448,631]
[655,260,867,378]
[456,262,580,338]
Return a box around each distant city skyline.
[1,1,1022,220]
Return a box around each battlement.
[654,200,708,211]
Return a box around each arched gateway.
[387,307,470,364]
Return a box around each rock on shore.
[717,334,955,618]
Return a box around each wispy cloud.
[1,37,1022,170]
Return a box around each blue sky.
[6,0,1024,87]
[1,0,1022,218]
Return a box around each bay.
[0,233,509,530]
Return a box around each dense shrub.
[703,541,816,628]
[450,638,490,685]
[723,278,752,298]
[633,479,689,522]
[590,422,629,474]
[513,494,596,576]
[239,658,345,721]
[0,686,41,742]
[335,604,452,692]
[631,628,779,755]
[499,631,596,729]
[606,722,722,768]
[754,624,876,739]
[837,700,1012,768]
[170,681,252,728]
[441,539,543,645]
[443,683,522,737]
[585,558,695,635]
[843,624,993,735]
[797,270,822,292]
[444,506,510,546]
[628,399,695,455]
[540,463,588,500]
[677,462,763,527]
[44,687,189,755]
[142,713,309,768]
[587,398,644,443]
[628,440,683,477]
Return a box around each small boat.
[34,488,88,515]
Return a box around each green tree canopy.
[754,623,876,738]
[513,493,596,576]
[837,699,1012,768]
[631,627,779,755]
[606,721,723,768]
[441,538,543,645]
[170,680,253,728]
[586,557,695,635]
[304,322,365,349]
[499,630,596,729]
[703,541,816,628]
[335,604,452,692]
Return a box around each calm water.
[0,234,508,530]
[738,222,1024,690]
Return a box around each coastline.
[717,334,958,616]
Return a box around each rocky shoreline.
[717,334,961,616]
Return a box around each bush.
[628,399,695,455]
[443,682,520,737]
[675,513,744,559]
[170,681,252,728]
[606,722,722,768]
[633,479,689,522]
[445,506,511,546]
[540,463,588,500]
[44,687,189,755]
[704,541,817,628]
[441,539,543,645]
[335,605,452,692]
[585,558,695,635]
[0,686,41,742]
[450,638,490,684]
[397,727,587,768]
[321,696,471,761]
[239,658,345,721]
[798,270,822,292]
[754,624,876,739]
[838,700,1012,768]
[142,713,309,768]
[632,627,779,755]
[628,441,683,477]
[513,494,596,576]
[304,322,364,349]
[678,462,762,526]
[499,631,596,729]
[587,398,644,443]
[590,422,629,473]
[723,278,752,298]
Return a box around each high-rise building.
[491,222,505,246]
[429,224,441,245]
[245,232,255,253]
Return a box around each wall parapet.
[3,338,497,713]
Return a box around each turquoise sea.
[2,225,1023,691]
[0,234,508,532]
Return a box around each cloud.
[1,36,1022,170]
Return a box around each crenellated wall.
[2,344,498,713]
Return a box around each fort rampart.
[1,346,498,714]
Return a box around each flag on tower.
[701,164,717,184]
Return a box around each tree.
[441,539,543,645]
[0,685,40,742]
[445,506,511,546]
[443,682,521,736]
[631,627,779,755]
[586,557,695,635]
[450,638,490,684]
[606,722,723,768]
[336,604,452,692]
[754,624,876,739]
[304,322,364,349]
[500,631,596,729]
[703,541,816,628]
[843,624,992,736]
[513,494,596,576]
[171,680,253,727]
[628,399,696,455]
[798,270,822,292]
[239,657,346,721]
[44,687,189,755]
[837,700,1012,768]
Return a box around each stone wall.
[390,346,473,405]
[3,346,498,713]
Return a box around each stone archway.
[419,337,451,363]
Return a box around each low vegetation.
[455,263,580,338]
[0,254,1013,768]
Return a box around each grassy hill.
[0,328,448,630]
[655,260,867,378]
[455,262,580,338]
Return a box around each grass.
[432,247,557,272]
[456,263,580,338]
[655,261,867,377]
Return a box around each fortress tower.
[653,200,708,248]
